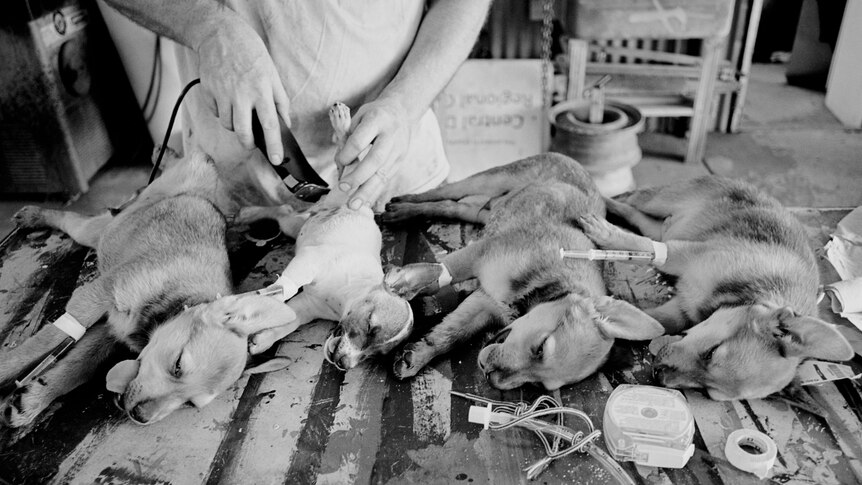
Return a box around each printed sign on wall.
[433,59,547,182]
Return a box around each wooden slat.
[590,45,702,66]
[567,39,589,101]
[586,63,703,79]
[0,231,87,348]
[745,397,856,483]
[211,321,332,484]
[315,362,388,485]
[807,383,862,482]
[51,383,244,484]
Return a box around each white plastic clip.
[467,404,496,430]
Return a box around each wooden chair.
[564,0,735,163]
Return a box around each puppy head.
[324,284,413,371]
[650,305,854,400]
[478,294,664,390]
[107,295,295,424]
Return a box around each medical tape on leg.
[438,264,453,287]
[651,241,668,267]
[53,313,86,341]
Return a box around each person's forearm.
[102,0,248,51]
[377,0,492,121]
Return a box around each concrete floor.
[2,63,861,238]
[635,63,862,207]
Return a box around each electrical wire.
[148,77,201,185]
[141,35,162,123]
[452,391,635,484]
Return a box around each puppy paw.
[392,341,434,380]
[248,331,277,355]
[12,206,47,230]
[578,215,619,246]
[384,263,443,300]
[0,382,50,428]
[379,202,424,224]
[388,193,423,204]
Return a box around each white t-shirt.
[176,0,449,206]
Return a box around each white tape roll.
[724,429,777,479]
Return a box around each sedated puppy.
[578,176,854,400]
[1,152,295,427]
[229,103,414,371]
[380,153,665,390]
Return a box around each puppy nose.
[337,355,352,371]
[488,327,511,345]
[653,364,670,384]
[130,404,149,424]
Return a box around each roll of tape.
[724,429,777,479]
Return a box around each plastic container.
[603,384,695,469]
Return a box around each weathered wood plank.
[0,231,88,347]
[806,383,862,482]
[315,362,388,485]
[744,397,853,484]
[210,321,332,485]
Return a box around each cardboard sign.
[433,59,547,182]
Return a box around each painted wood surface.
[0,210,860,485]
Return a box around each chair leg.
[686,37,721,163]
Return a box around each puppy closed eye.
[172,353,184,378]
[532,339,547,360]
[701,345,719,363]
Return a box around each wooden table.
[1,209,860,485]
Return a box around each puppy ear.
[592,296,665,341]
[203,295,297,337]
[771,308,854,361]
[106,359,140,394]
[243,356,292,376]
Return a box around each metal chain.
[540,0,554,110]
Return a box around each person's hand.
[196,23,290,165]
[335,99,412,210]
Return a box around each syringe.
[559,247,655,262]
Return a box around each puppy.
[380,153,665,390]
[1,153,294,427]
[579,176,854,400]
[233,103,414,371]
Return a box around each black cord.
[148,78,201,185]
[141,35,161,122]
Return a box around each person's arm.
[335,0,493,210]
[102,0,290,164]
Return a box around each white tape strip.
[724,429,777,479]
[437,264,453,288]
[53,313,86,341]
[652,241,668,266]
